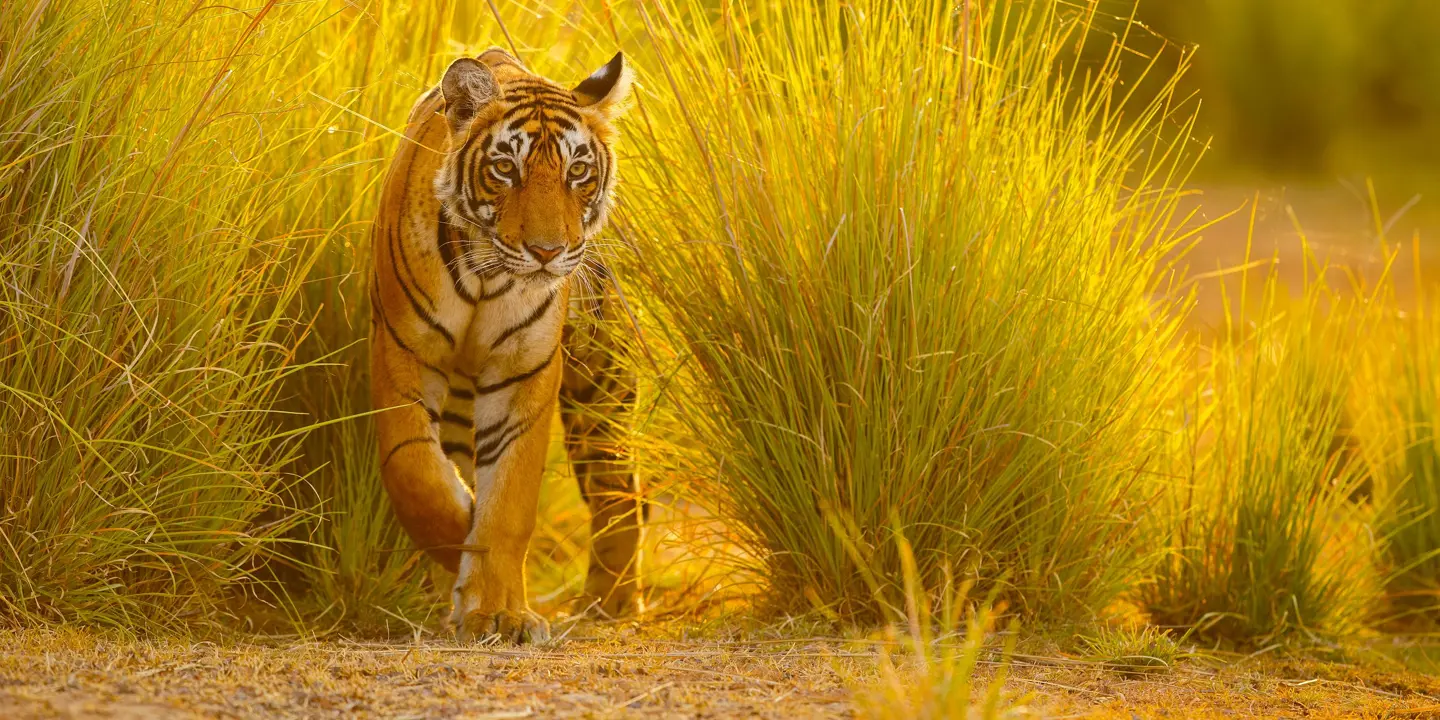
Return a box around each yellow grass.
[5,0,1440,715]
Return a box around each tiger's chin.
[509,264,578,286]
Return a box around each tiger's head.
[434,48,633,281]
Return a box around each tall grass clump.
[1144,245,1381,641]
[616,0,1198,621]
[0,0,325,631]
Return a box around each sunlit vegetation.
[2,0,1440,712]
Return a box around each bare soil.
[3,625,1438,719]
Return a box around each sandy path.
[4,626,1439,719]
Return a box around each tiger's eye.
[568,162,590,179]
[493,159,516,175]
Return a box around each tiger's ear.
[441,58,498,134]
[573,52,633,119]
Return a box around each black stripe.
[480,277,515,301]
[399,390,441,423]
[491,292,556,349]
[456,126,486,204]
[502,91,576,107]
[460,140,482,208]
[440,410,471,426]
[465,242,491,275]
[475,419,526,460]
[504,81,575,99]
[568,238,589,259]
[449,386,475,401]
[472,416,507,444]
[474,349,557,395]
[503,100,582,123]
[476,421,537,469]
[548,115,579,133]
[375,300,448,377]
[492,242,526,261]
[410,291,456,346]
[383,436,431,468]
[476,169,498,193]
[505,79,571,90]
[437,210,478,304]
[599,139,614,196]
[441,441,472,458]
[390,169,436,312]
[475,440,519,469]
[368,270,381,325]
[388,226,454,346]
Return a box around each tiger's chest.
[452,274,568,383]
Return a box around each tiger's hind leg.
[560,305,643,618]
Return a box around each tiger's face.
[434,49,633,281]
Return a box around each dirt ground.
[3,624,1439,719]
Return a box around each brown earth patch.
[4,626,1439,719]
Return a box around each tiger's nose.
[527,243,564,264]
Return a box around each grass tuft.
[1355,245,1440,625]
[616,0,1199,623]
[1078,625,1183,675]
[1144,235,1384,641]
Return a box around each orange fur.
[369,48,638,643]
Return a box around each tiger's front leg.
[449,348,562,645]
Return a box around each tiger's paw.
[455,608,551,645]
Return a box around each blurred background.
[1079,0,1440,323]
[1123,0,1440,185]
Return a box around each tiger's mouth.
[490,237,585,279]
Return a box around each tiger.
[369,47,642,644]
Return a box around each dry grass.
[1007,652,1440,719]
[3,626,1439,719]
[0,625,857,719]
